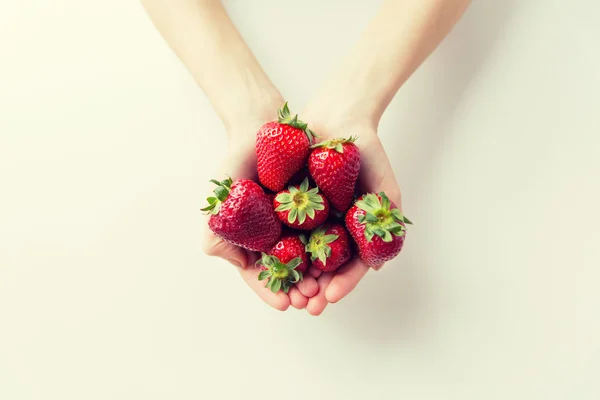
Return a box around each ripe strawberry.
[345,192,412,267]
[202,178,281,252]
[308,136,360,213]
[257,250,305,293]
[306,224,352,272]
[256,103,315,192]
[268,234,310,274]
[273,178,329,230]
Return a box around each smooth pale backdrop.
[1,1,599,399]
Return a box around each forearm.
[309,0,471,127]
[141,0,283,133]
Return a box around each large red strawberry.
[256,103,315,192]
[306,224,352,272]
[273,178,329,230]
[308,136,360,213]
[202,178,281,252]
[345,192,412,267]
[256,235,307,292]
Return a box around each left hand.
[300,114,405,316]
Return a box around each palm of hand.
[302,122,404,315]
[202,142,318,311]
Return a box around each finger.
[245,251,260,268]
[203,228,250,268]
[357,138,403,207]
[370,263,385,272]
[325,259,369,303]
[238,267,290,311]
[306,273,334,316]
[295,275,319,297]
[308,266,322,278]
[289,287,308,309]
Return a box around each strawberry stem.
[277,102,316,144]
[201,177,232,215]
[355,192,412,242]
[310,136,357,153]
[306,225,339,266]
[256,253,303,293]
[275,178,325,225]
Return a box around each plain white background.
[1,0,599,399]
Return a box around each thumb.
[357,136,404,272]
[202,228,252,268]
[358,136,403,208]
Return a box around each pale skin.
[142,0,471,314]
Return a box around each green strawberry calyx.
[306,225,339,266]
[355,192,413,243]
[310,136,357,153]
[274,178,325,225]
[256,253,303,293]
[277,102,316,144]
[201,177,232,215]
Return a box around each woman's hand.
[299,115,404,316]
[201,130,319,311]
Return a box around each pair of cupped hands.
[202,102,404,315]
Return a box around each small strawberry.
[202,177,281,252]
[345,192,412,267]
[273,178,329,230]
[306,224,352,272]
[256,103,315,192]
[268,234,310,273]
[308,136,360,213]
[257,252,304,293]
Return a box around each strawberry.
[345,192,412,267]
[306,224,352,272]
[308,136,360,213]
[268,234,310,273]
[273,178,329,231]
[257,251,304,293]
[256,103,315,192]
[202,178,281,252]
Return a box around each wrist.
[303,97,380,138]
[224,91,285,139]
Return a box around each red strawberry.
[273,178,329,230]
[308,136,360,213]
[256,245,306,293]
[345,192,412,267]
[202,178,281,252]
[256,103,315,192]
[268,234,310,273]
[306,224,352,272]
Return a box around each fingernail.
[227,259,242,268]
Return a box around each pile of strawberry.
[203,104,412,294]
